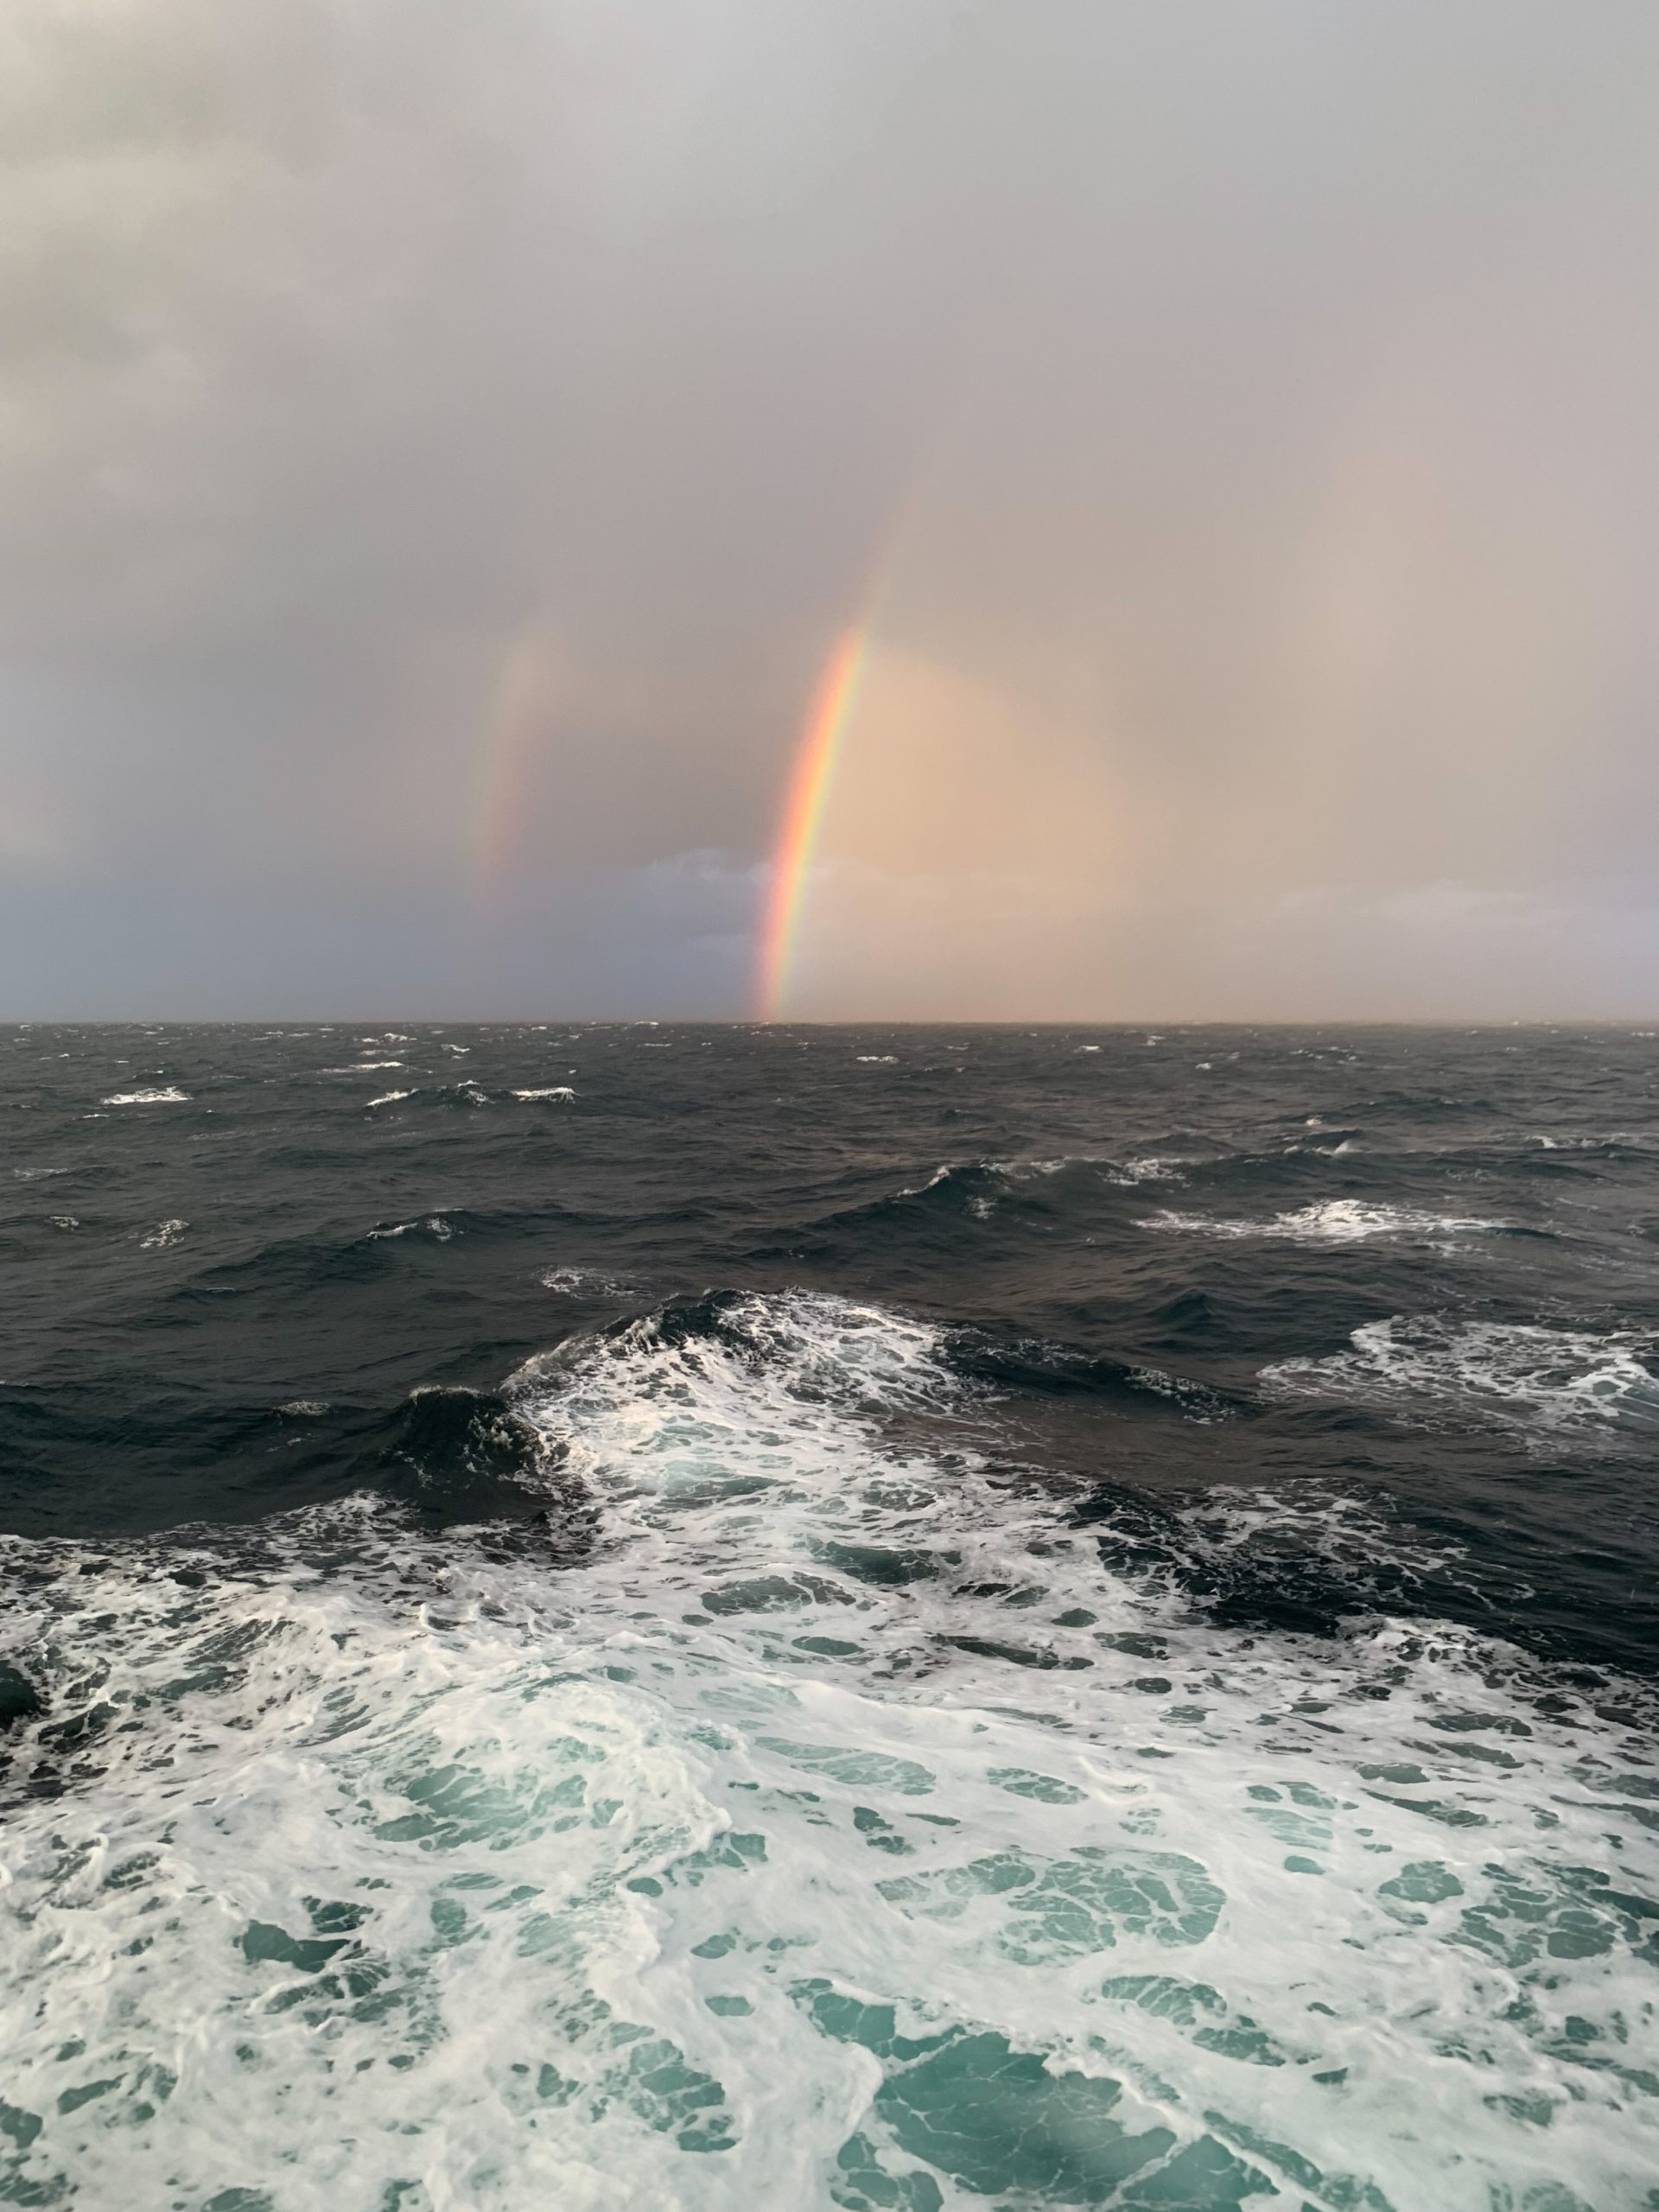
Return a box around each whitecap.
[101,1086,188,1106]
[366,1090,414,1107]
[1123,1363,1233,1421]
[1141,1198,1505,1245]
[1102,1155,1187,1185]
[513,1086,575,1102]
[540,1266,634,1296]
[1265,1314,1659,1436]
[984,1152,1185,1188]
[139,1219,188,1249]
[367,1215,454,1241]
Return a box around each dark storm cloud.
[2,1,1656,1014]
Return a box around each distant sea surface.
[3,1023,1657,2210]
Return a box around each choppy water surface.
[3,1024,1657,2211]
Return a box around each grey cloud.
[2,1,1656,1012]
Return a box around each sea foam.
[0,1291,1654,2209]
[1265,1314,1659,1437]
[1141,1198,1506,1246]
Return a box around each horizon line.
[4,1014,1657,1032]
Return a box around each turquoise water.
[4,1290,1656,2209]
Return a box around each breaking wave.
[1141,1199,1510,1246]
[1,1291,1656,2209]
[1265,1314,1659,1437]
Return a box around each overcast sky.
[3,0,1657,1018]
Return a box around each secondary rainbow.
[470,621,558,902]
[757,626,871,1020]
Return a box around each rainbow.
[756,626,871,1020]
[472,622,557,902]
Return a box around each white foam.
[138,1218,188,1249]
[514,1086,575,1101]
[47,1214,78,1230]
[962,1154,1187,1189]
[322,1061,404,1073]
[367,1215,454,1241]
[366,1090,414,1107]
[540,1267,635,1297]
[1529,1133,1641,1154]
[1124,1363,1233,1422]
[0,1291,1653,2209]
[1141,1199,1505,1246]
[100,1086,188,1106]
[987,1155,1071,1179]
[1103,1155,1187,1185]
[856,1055,898,1065]
[1265,1314,1659,1436]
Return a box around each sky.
[3,0,1657,1020]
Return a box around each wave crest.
[1264,1315,1659,1437]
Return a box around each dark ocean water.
[3,1024,1657,2209]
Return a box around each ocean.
[3,1022,1657,2211]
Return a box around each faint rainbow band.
[471,624,556,899]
